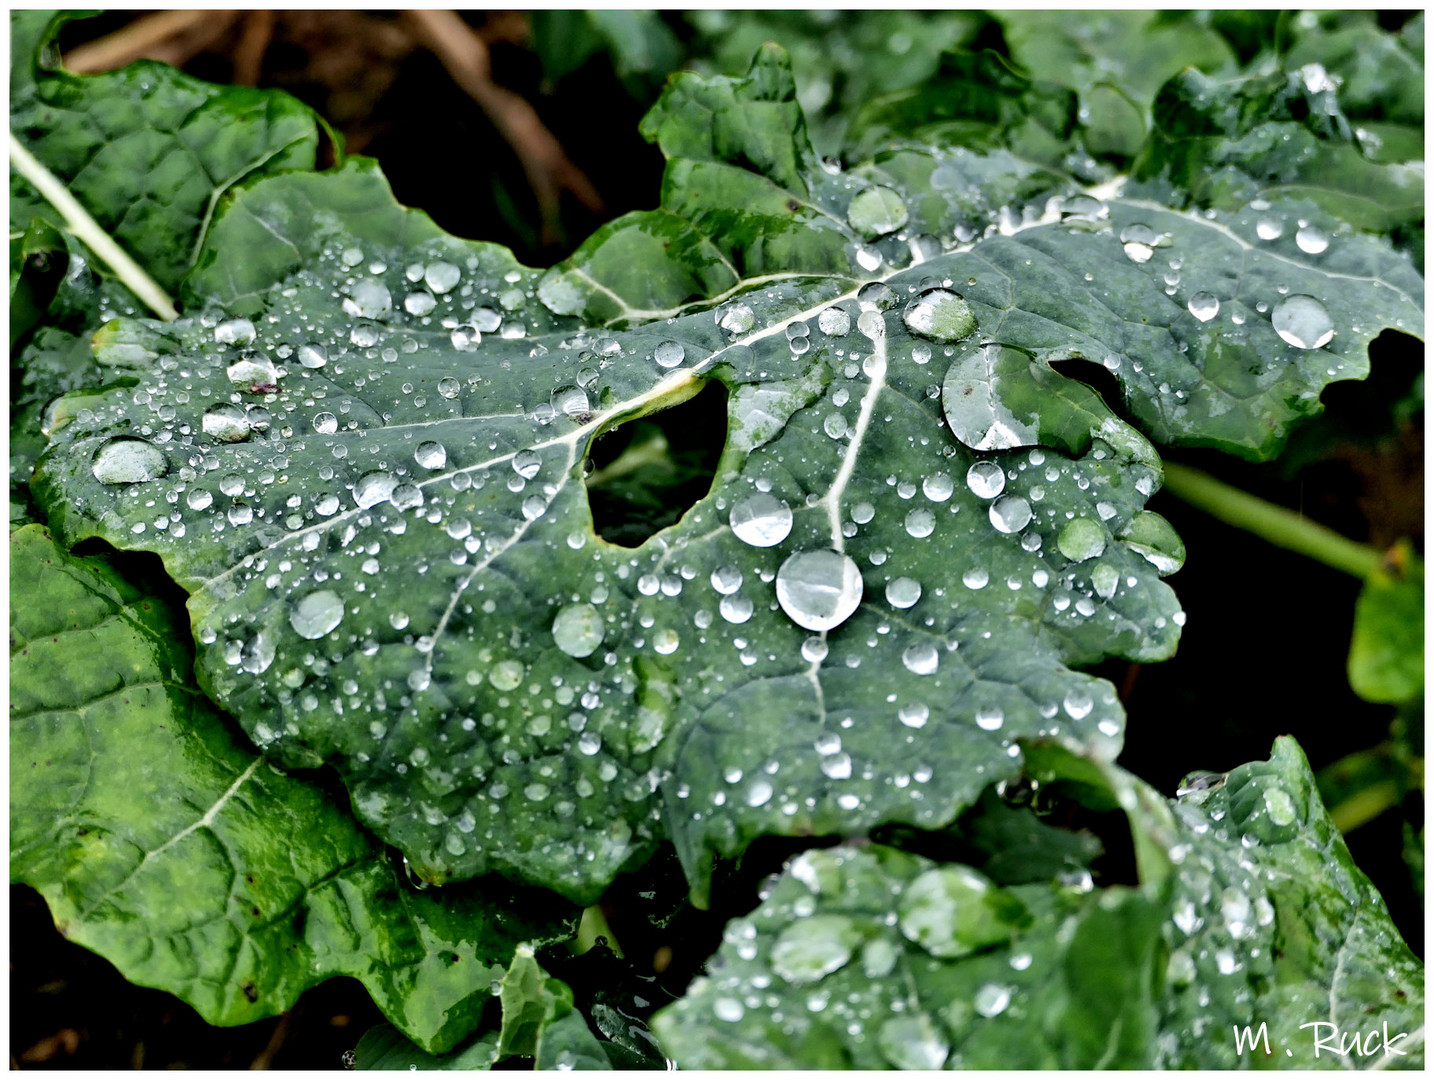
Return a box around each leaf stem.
[8,132,178,321]
[572,904,623,958]
[1160,462,1383,580]
[1330,779,1402,834]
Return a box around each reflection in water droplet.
[878,1014,950,1070]
[772,914,861,983]
[313,412,338,434]
[214,318,256,345]
[1063,689,1094,720]
[654,340,686,369]
[730,493,793,547]
[902,289,976,342]
[989,496,1032,534]
[975,706,1004,731]
[227,354,278,389]
[438,376,461,399]
[1057,518,1106,562]
[974,983,1013,1018]
[966,461,1006,499]
[291,589,345,639]
[847,185,909,237]
[1187,292,1220,322]
[898,702,929,728]
[202,403,251,442]
[354,471,398,508]
[297,343,327,368]
[818,308,851,336]
[719,303,756,335]
[186,488,213,510]
[1272,295,1334,349]
[1295,224,1329,254]
[801,637,829,663]
[776,550,864,632]
[424,262,461,294]
[1255,216,1284,241]
[962,567,989,589]
[710,565,743,594]
[92,438,168,484]
[513,449,542,479]
[719,594,755,624]
[552,385,589,416]
[348,278,392,319]
[415,441,446,469]
[552,603,604,657]
[405,291,436,316]
[922,473,953,501]
[902,641,939,675]
[885,577,922,608]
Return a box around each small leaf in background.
[1349,540,1424,705]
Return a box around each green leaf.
[996,11,1239,160]
[1348,540,1424,705]
[9,10,324,294]
[530,10,682,100]
[1286,12,1424,127]
[654,738,1425,1069]
[8,525,577,1052]
[30,45,1422,908]
[1132,68,1424,235]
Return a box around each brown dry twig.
[231,11,275,87]
[401,9,605,243]
[63,10,241,74]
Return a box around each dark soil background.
[12,10,1424,1069]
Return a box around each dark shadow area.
[584,378,728,548]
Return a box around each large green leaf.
[9,10,324,295]
[8,525,576,1052]
[652,738,1425,1069]
[31,47,1421,907]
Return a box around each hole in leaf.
[1047,356,1127,417]
[584,378,728,547]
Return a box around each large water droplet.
[818,308,851,336]
[965,461,1006,499]
[405,291,436,316]
[897,866,1014,958]
[552,603,604,658]
[974,983,1013,1018]
[1272,295,1334,349]
[719,303,755,335]
[1119,223,1162,263]
[885,577,922,608]
[313,411,338,434]
[202,403,251,442]
[214,318,256,345]
[354,471,398,508]
[424,261,461,294]
[898,702,929,728]
[710,565,743,594]
[552,385,589,417]
[297,343,327,368]
[415,441,447,469]
[879,1015,949,1070]
[91,437,168,484]
[654,340,686,369]
[719,594,755,624]
[942,342,1042,450]
[902,641,939,676]
[847,185,908,238]
[730,493,793,547]
[922,473,953,501]
[771,915,862,983]
[291,589,344,639]
[1057,517,1106,562]
[347,278,392,319]
[775,549,863,632]
[903,289,976,342]
[226,353,278,391]
[1295,224,1329,255]
[1187,292,1220,323]
[988,496,1032,534]
[513,449,542,479]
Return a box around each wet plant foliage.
[10,9,1425,1069]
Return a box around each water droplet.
[988,496,1032,534]
[962,567,989,589]
[347,278,392,319]
[897,866,1012,958]
[965,461,1005,499]
[654,340,686,369]
[391,483,424,510]
[1119,223,1162,263]
[710,565,743,594]
[902,641,939,676]
[415,441,446,469]
[775,550,864,632]
[354,471,398,508]
[713,998,744,1023]
[551,385,589,416]
[1255,216,1284,241]
[1057,518,1105,562]
[1295,224,1329,255]
[885,577,922,608]
[91,438,168,484]
[404,291,436,316]
[719,594,755,624]
[817,308,851,336]
[902,289,976,342]
[879,1015,949,1070]
[424,261,461,294]
[1264,786,1297,827]
[847,185,908,238]
[297,343,327,368]
[1187,292,1220,322]
[942,343,1040,450]
[801,637,829,663]
[922,473,953,501]
[313,412,338,434]
[974,983,1012,1018]
[226,353,278,391]
[1272,295,1334,349]
[1063,689,1093,720]
[904,508,935,538]
[186,488,213,510]
[202,403,251,442]
[975,705,1004,731]
[513,449,542,479]
[214,318,256,345]
[719,303,755,335]
[730,493,793,547]
[552,603,604,657]
[291,589,344,639]
[771,914,861,984]
[898,702,929,728]
[438,376,462,400]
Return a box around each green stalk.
[1161,462,1383,580]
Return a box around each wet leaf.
[32,45,1422,909]
[1348,541,1424,705]
[654,738,1425,1069]
[8,525,576,1053]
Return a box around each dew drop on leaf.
[354,471,398,508]
[771,914,862,983]
[1295,224,1329,255]
[719,593,755,625]
[313,412,338,434]
[817,307,850,336]
[404,291,436,316]
[775,549,863,632]
[1255,216,1284,241]
[974,983,1013,1018]
[513,449,542,479]
[438,376,461,400]
[904,508,935,539]
[730,493,793,547]
[902,641,939,675]
[901,289,976,342]
[414,441,446,469]
[226,353,278,390]
[885,577,922,608]
[214,317,255,345]
[1056,517,1106,562]
[1063,688,1094,719]
[965,461,1005,499]
[290,589,345,639]
[552,603,604,658]
[898,702,929,728]
[878,1015,949,1070]
[846,185,908,238]
[391,483,424,510]
[710,565,742,594]
[347,278,392,319]
[1187,292,1220,322]
[801,637,828,663]
[922,473,953,501]
[202,403,251,442]
[91,437,168,484]
[1271,295,1335,349]
[719,303,756,335]
[988,495,1032,534]
[654,340,686,369]
[186,488,213,510]
[424,261,461,294]
[297,342,327,368]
